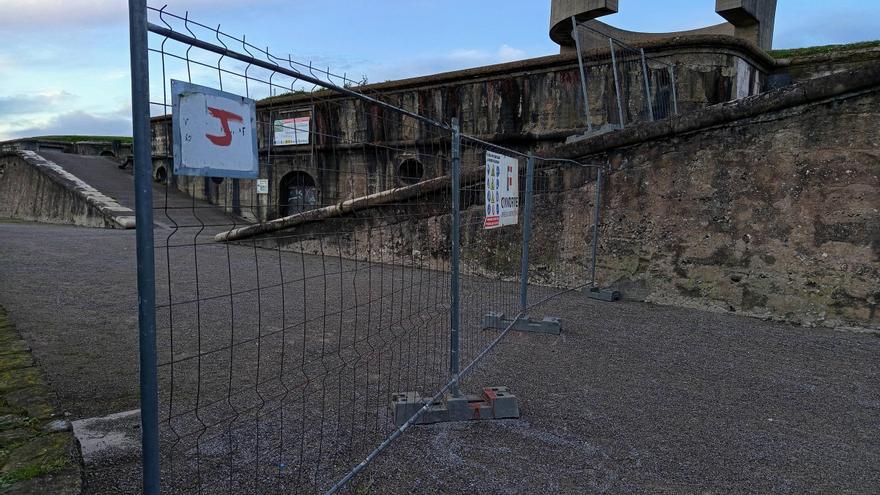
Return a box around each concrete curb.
[14,151,136,229]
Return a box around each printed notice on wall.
[171,80,258,178]
[256,179,269,194]
[483,151,519,229]
[273,116,310,145]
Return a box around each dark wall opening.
[279,171,318,217]
[397,158,424,185]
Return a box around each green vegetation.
[0,309,77,491]
[769,40,880,59]
[260,88,317,104]
[32,135,132,144]
[0,457,70,489]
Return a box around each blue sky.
[0,0,877,140]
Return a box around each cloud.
[5,110,131,139]
[497,45,527,62]
[774,9,880,49]
[0,0,127,29]
[0,0,283,30]
[0,91,75,116]
[368,44,532,82]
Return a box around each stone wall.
[774,45,880,84]
[550,66,880,328]
[0,139,132,160]
[251,66,879,329]
[0,151,135,229]
[151,35,775,223]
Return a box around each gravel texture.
[1,220,878,494]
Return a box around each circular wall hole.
[397,158,424,185]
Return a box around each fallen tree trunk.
[214,168,484,242]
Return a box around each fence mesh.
[138,5,602,493]
[147,7,459,493]
[572,20,678,131]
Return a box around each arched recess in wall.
[154,166,167,184]
[397,158,424,185]
[100,150,116,158]
[279,171,318,217]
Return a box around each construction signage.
[273,116,310,145]
[483,150,519,229]
[171,80,258,178]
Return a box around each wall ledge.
[2,151,136,229]
[545,64,880,161]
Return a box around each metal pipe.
[449,118,461,397]
[669,65,679,115]
[640,48,655,122]
[590,167,603,287]
[324,309,522,495]
[609,38,625,128]
[571,16,593,133]
[147,22,447,130]
[519,155,535,315]
[129,1,160,493]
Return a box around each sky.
[0,0,877,141]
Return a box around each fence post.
[127,0,160,494]
[519,154,535,316]
[571,16,593,133]
[669,65,679,115]
[608,38,625,128]
[449,118,461,397]
[639,48,655,122]
[590,167,603,287]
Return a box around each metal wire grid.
[458,136,606,305]
[137,5,602,494]
[147,7,458,494]
[572,20,679,130]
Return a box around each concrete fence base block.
[584,286,621,301]
[391,387,520,427]
[482,312,562,335]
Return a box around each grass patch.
[31,135,132,144]
[0,457,70,488]
[769,40,880,58]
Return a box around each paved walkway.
[0,220,878,493]
[36,150,246,231]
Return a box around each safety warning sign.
[484,151,519,229]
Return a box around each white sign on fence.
[256,179,269,194]
[483,150,519,229]
[171,80,258,178]
[273,116,310,146]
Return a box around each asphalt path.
[0,220,878,493]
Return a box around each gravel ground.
[1,220,878,494]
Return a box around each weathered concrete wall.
[250,66,880,329]
[549,67,880,329]
[0,151,135,229]
[0,139,132,160]
[151,35,775,223]
[774,45,880,84]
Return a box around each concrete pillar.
[550,0,619,46]
[716,0,778,50]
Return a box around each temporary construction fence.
[571,18,679,133]
[129,2,607,493]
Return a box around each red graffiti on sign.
[205,107,243,146]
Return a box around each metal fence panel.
[130,4,606,493]
[571,18,679,133]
